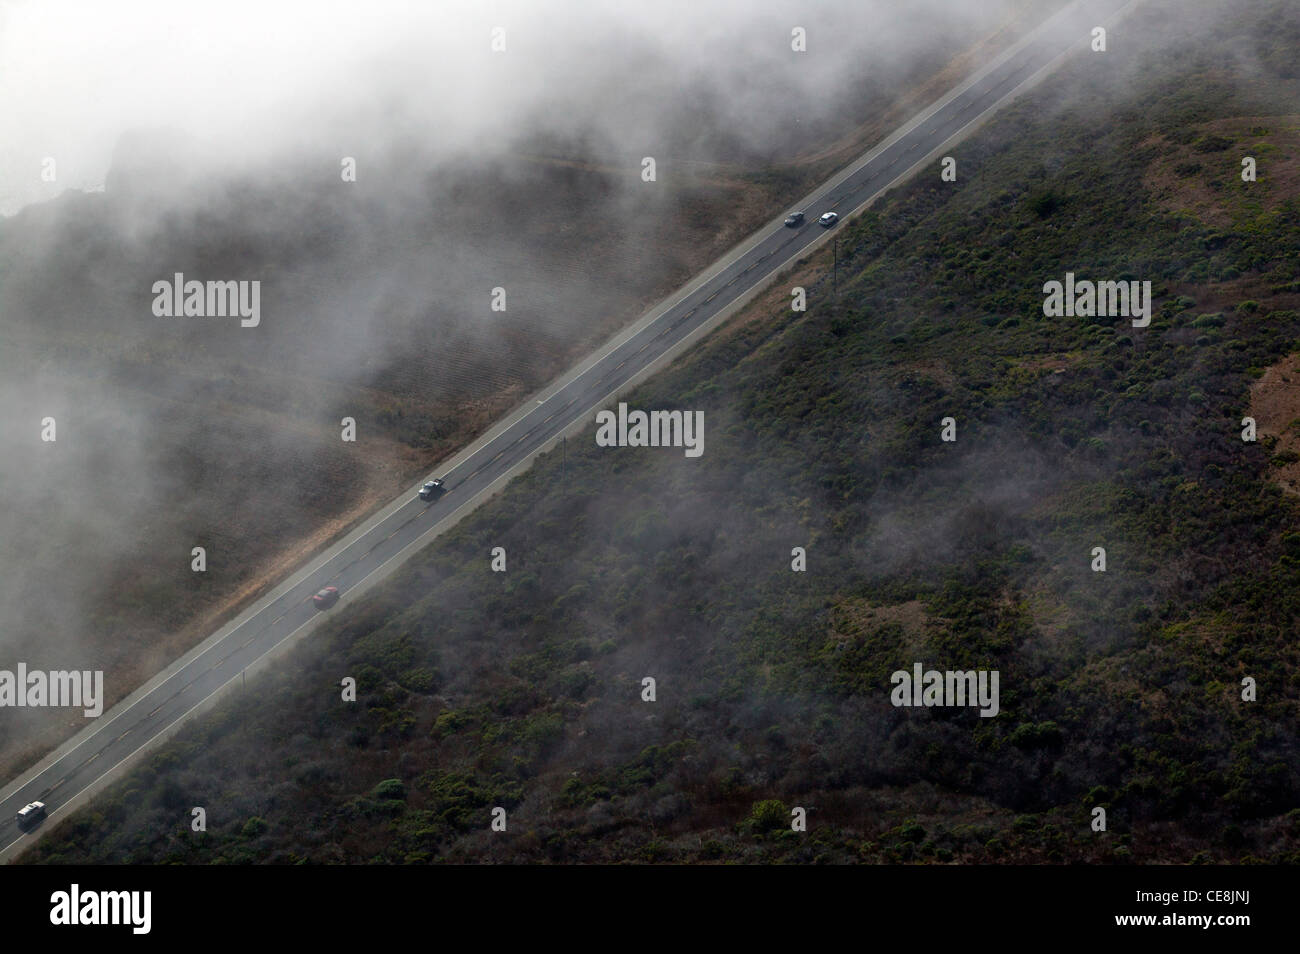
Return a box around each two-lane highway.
[0,0,1139,859]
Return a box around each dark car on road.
[784,211,805,227]
[16,801,45,829]
[312,586,340,610]
[417,478,446,501]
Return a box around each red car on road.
[312,586,340,610]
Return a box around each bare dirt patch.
[904,358,959,391]
[830,597,937,659]
[1250,350,1300,494]
[1142,114,1300,229]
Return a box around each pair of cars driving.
[784,210,838,228]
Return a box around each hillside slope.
[25,0,1300,864]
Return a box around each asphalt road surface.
[0,0,1137,859]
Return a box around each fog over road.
[0,0,1136,860]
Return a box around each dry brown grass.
[1142,114,1300,229]
[1250,352,1300,495]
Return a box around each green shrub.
[748,799,789,834]
[373,778,406,800]
[241,817,268,838]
